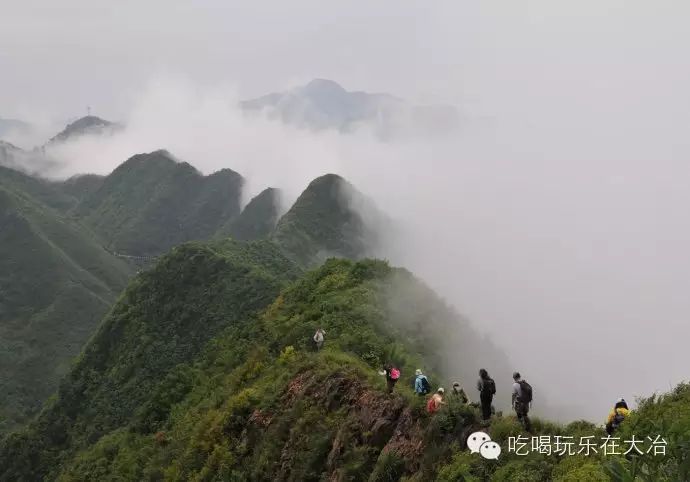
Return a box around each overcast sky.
[1,0,685,120]
[2,0,690,421]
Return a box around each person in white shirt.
[313,328,325,350]
[512,371,532,432]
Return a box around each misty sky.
[3,0,690,421]
[2,0,686,122]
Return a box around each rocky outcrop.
[249,369,433,480]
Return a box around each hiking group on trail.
[306,331,629,434]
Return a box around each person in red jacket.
[427,387,446,414]
[381,364,401,393]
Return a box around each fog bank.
[31,73,690,421]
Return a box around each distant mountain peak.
[224,187,281,241]
[49,115,119,143]
[271,173,379,266]
[301,78,347,96]
[75,150,244,255]
[241,79,459,136]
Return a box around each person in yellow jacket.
[605,398,630,435]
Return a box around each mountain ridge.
[73,150,245,255]
[0,168,133,432]
[48,115,120,144]
[0,154,389,433]
[1,241,686,480]
[241,79,460,136]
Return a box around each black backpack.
[482,378,496,395]
[421,376,431,394]
[518,380,533,403]
[612,410,626,429]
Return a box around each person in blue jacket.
[414,369,431,396]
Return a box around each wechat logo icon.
[467,431,501,460]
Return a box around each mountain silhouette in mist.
[223,187,281,241]
[271,173,375,266]
[241,78,460,137]
[48,115,120,144]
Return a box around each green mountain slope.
[75,150,244,255]
[0,236,515,480]
[2,231,687,480]
[0,165,77,213]
[57,174,105,202]
[223,187,281,241]
[3,243,688,481]
[272,174,375,266]
[3,160,685,480]
[0,170,132,433]
[0,239,299,480]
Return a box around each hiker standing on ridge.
[313,328,325,351]
[380,364,401,393]
[427,387,446,414]
[605,398,630,435]
[477,369,496,421]
[415,369,431,396]
[512,372,533,432]
[452,382,469,404]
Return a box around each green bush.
[369,450,406,482]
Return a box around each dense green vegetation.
[0,239,513,481]
[272,174,372,266]
[74,151,245,255]
[0,239,299,480]
[0,165,77,213]
[3,243,687,481]
[0,168,132,433]
[434,384,690,481]
[222,187,281,241]
[0,154,378,436]
[57,174,105,202]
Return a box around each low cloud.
[34,74,690,421]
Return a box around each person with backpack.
[427,387,446,414]
[452,382,469,404]
[511,372,533,432]
[605,398,630,435]
[415,369,431,396]
[313,328,325,350]
[381,364,401,393]
[476,368,496,421]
